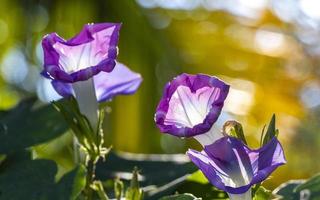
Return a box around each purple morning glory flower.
[41,23,121,83]
[51,62,142,103]
[41,23,142,129]
[155,73,229,145]
[187,136,286,200]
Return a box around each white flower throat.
[72,78,99,131]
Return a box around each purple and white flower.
[41,23,142,129]
[187,136,286,200]
[42,23,121,83]
[155,73,229,146]
[51,62,142,103]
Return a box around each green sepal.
[261,114,278,146]
[114,177,124,200]
[52,97,109,159]
[92,181,109,200]
[125,167,144,200]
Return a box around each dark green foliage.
[274,181,303,200]
[0,157,57,200]
[170,171,226,199]
[295,174,320,196]
[0,151,86,200]
[52,165,87,200]
[0,98,68,154]
[174,182,227,200]
[274,174,320,199]
[96,152,197,199]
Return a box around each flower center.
[53,27,115,73]
[164,85,221,128]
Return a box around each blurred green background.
[0,0,320,190]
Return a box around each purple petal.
[51,80,73,98]
[94,62,142,102]
[155,73,229,137]
[42,23,121,83]
[187,136,286,194]
[51,62,142,102]
[247,137,287,185]
[204,137,254,187]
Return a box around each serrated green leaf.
[160,193,201,200]
[0,98,68,154]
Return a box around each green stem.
[84,156,96,200]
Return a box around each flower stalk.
[73,78,99,131]
[84,156,97,200]
[228,190,251,200]
[52,97,110,199]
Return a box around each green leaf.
[0,98,68,154]
[273,180,304,199]
[262,114,277,146]
[274,174,320,200]
[294,174,320,199]
[222,120,247,145]
[0,157,57,200]
[186,170,209,185]
[0,151,88,200]
[51,165,87,200]
[0,150,31,168]
[160,193,201,200]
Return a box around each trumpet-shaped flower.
[41,23,142,129]
[187,136,286,200]
[155,73,229,145]
[42,23,121,83]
